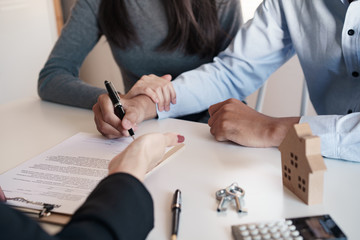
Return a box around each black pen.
[104,80,135,140]
[171,189,181,240]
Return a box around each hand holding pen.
[93,81,159,138]
[92,81,138,139]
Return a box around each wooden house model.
[278,123,326,205]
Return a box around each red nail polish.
[177,135,185,143]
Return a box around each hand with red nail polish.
[108,132,184,181]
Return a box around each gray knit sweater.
[38,0,242,109]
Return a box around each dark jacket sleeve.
[0,203,52,240]
[0,173,154,240]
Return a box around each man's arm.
[208,99,300,147]
[157,0,295,119]
[300,113,360,162]
[208,99,360,162]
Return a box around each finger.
[98,95,122,128]
[207,114,215,127]
[160,75,174,107]
[120,129,130,137]
[162,87,171,111]
[93,103,123,138]
[208,107,223,127]
[124,87,137,99]
[95,115,123,138]
[125,77,148,99]
[155,87,165,112]
[209,122,227,142]
[161,74,172,81]
[121,109,138,131]
[163,132,184,147]
[0,186,6,202]
[144,88,159,103]
[208,100,228,116]
[168,84,177,105]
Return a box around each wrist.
[133,95,157,120]
[267,117,300,147]
[108,147,147,182]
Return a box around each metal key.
[215,188,233,212]
[225,183,246,213]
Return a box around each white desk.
[1,97,359,239]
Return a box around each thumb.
[161,74,172,81]
[122,109,139,130]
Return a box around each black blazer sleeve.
[0,173,154,240]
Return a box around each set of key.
[216,182,247,213]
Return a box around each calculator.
[231,214,346,240]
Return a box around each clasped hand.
[108,132,184,182]
[93,74,175,138]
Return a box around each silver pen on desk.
[104,80,135,140]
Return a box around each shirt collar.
[341,0,347,4]
[341,0,352,7]
[342,0,357,5]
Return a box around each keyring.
[225,183,245,198]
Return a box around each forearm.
[38,0,103,109]
[38,71,107,109]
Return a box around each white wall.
[0,0,57,104]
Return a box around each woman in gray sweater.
[38,0,242,122]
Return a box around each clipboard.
[12,206,71,225]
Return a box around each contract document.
[0,132,183,222]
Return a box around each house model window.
[279,123,327,205]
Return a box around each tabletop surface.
[1,97,359,240]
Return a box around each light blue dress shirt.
[158,0,360,162]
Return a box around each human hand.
[125,74,176,112]
[0,186,6,202]
[93,94,157,139]
[108,132,185,181]
[208,98,300,147]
